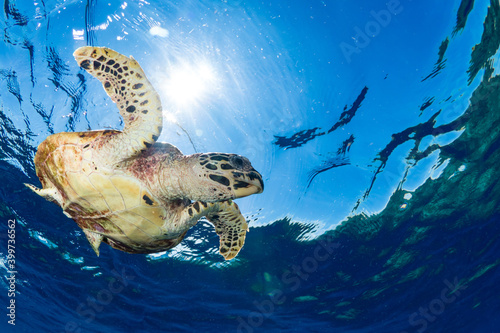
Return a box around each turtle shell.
[34,130,186,254]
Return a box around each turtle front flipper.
[73,47,163,164]
[177,200,248,260]
[206,201,248,260]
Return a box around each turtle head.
[187,153,264,201]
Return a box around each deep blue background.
[1,0,500,332]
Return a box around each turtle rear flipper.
[25,183,64,206]
[73,47,163,164]
[206,201,248,260]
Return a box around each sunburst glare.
[162,60,219,109]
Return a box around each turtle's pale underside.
[25,47,263,260]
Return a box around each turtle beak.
[232,170,264,198]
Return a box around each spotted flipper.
[206,201,248,260]
[176,200,248,260]
[73,47,163,164]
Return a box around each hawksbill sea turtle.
[25,46,264,260]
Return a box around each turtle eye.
[229,155,246,169]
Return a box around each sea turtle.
[25,46,263,260]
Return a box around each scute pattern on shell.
[25,46,264,260]
[33,130,185,254]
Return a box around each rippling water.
[1,0,500,332]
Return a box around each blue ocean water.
[1,0,500,332]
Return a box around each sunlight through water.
[1,0,500,332]
[161,59,219,110]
